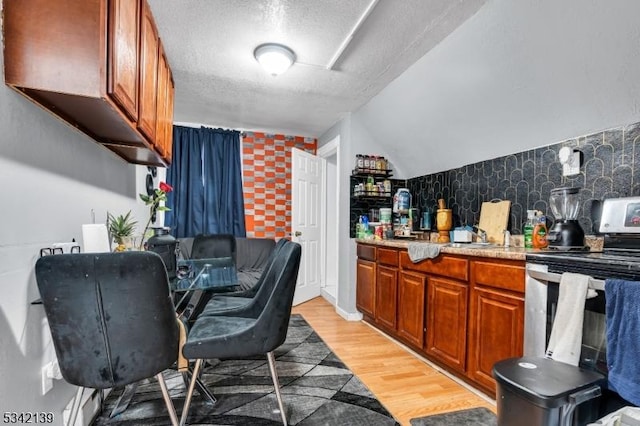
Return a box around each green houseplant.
[107,211,138,252]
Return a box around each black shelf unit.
[352,168,393,177]
[350,171,405,238]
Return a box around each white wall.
[354,0,640,179]
[328,0,640,318]
[319,115,360,318]
[325,154,338,288]
[0,20,156,421]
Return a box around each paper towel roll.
[82,224,110,253]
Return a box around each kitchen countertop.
[355,238,530,261]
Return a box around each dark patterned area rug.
[92,314,399,425]
[410,407,496,426]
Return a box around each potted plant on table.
[107,211,138,252]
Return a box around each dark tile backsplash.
[407,121,640,235]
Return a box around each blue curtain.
[165,126,246,238]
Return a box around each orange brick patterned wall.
[242,132,317,239]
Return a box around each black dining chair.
[35,252,180,426]
[179,241,302,426]
[190,233,236,260]
[197,237,289,316]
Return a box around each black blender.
[547,187,587,250]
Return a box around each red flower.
[138,181,173,249]
[159,182,173,193]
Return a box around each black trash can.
[493,357,604,426]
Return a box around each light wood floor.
[292,297,496,426]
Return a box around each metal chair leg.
[110,382,139,418]
[182,369,217,405]
[156,372,179,426]
[66,387,84,426]
[267,351,288,426]
[180,358,203,426]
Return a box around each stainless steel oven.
[524,196,640,418]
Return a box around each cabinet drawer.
[400,251,468,281]
[357,244,376,261]
[377,247,398,266]
[471,259,525,293]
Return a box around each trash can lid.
[493,357,604,408]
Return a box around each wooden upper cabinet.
[164,70,175,163]
[3,0,172,166]
[155,42,169,157]
[108,0,140,122]
[155,41,174,162]
[138,0,159,144]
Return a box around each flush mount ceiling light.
[254,43,296,76]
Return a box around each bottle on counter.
[532,212,548,249]
[524,210,535,249]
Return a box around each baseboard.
[335,305,363,322]
[320,288,336,305]
[361,321,496,406]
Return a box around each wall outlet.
[559,147,582,176]
[41,360,62,395]
[41,363,54,395]
[562,152,581,176]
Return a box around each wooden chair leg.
[156,371,179,426]
[180,359,203,426]
[267,351,288,426]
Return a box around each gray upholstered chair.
[35,252,180,426]
[198,237,289,316]
[179,241,302,426]
[190,233,236,260]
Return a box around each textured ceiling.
[148,0,486,137]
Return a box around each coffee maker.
[547,187,586,250]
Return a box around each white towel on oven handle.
[545,272,592,366]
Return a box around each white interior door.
[291,148,324,305]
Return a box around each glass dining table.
[170,257,239,320]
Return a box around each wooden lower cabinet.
[355,244,526,397]
[397,270,426,348]
[425,277,468,373]
[356,259,376,317]
[467,286,524,393]
[376,265,398,330]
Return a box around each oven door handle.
[526,267,606,291]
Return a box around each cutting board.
[478,200,511,245]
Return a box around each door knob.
[294,231,302,237]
